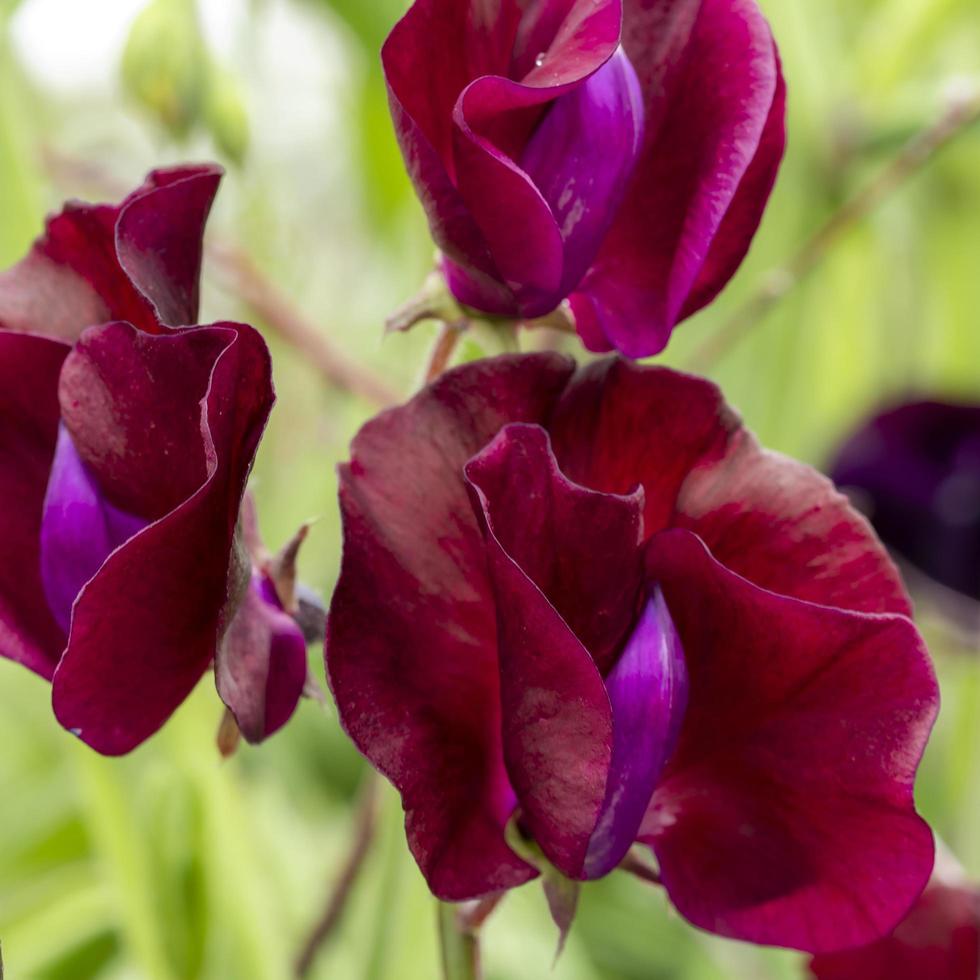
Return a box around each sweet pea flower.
[384,0,786,357]
[327,353,938,953]
[830,399,980,603]
[0,166,299,753]
[809,848,980,980]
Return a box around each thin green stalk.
[437,902,480,980]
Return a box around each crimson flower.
[0,166,301,753]
[384,0,785,357]
[809,852,980,980]
[327,353,938,953]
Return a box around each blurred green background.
[0,0,978,977]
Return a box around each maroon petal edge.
[51,319,274,755]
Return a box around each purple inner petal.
[40,424,148,634]
[584,587,688,879]
[520,46,645,297]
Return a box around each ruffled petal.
[56,321,219,519]
[548,358,909,616]
[115,164,223,327]
[464,423,644,671]
[676,428,912,616]
[325,353,575,900]
[571,0,784,356]
[548,358,738,534]
[642,529,937,952]
[474,501,612,879]
[583,588,688,879]
[0,165,221,340]
[51,320,274,754]
[464,422,644,877]
[0,332,68,678]
[216,573,308,743]
[450,96,566,315]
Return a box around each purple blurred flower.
[0,166,296,753]
[384,0,786,356]
[830,399,980,603]
[326,353,937,953]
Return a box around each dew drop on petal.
[535,52,546,67]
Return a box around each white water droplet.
[69,728,83,738]
[535,51,546,67]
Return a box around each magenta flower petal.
[809,870,980,980]
[465,423,644,671]
[40,424,147,633]
[583,588,688,879]
[478,513,612,879]
[570,0,785,356]
[114,165,223,327]
[679,60,786,319]
[51,319,273,754]
[464,423,645,876]
[216,573,308,742]
[0,164,221,340]
[57,322,220,519]
[675,429,912,616]
[549,358,910,615]
[0,332,68,678]
[643,529,937,952]
[326,354,575,900]
[549,358,736,532]
[450,96,566,315]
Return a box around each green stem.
[437,902,480,980]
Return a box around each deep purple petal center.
[520,45,645,296]
[40,424,148,633]
[584,587,688,879]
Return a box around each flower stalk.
[438,901,482,980]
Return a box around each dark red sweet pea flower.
[830,399,980,603]
[0,167,286,754]
[384,0,785,357]
[326,354,938,953]
[809,851,980,980]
